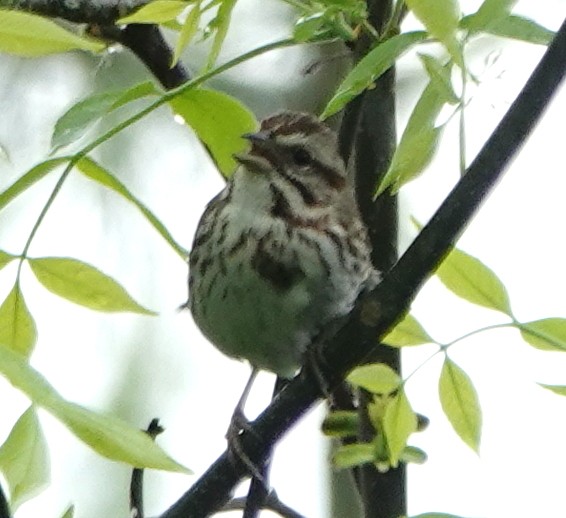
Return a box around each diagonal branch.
[159,15,566,518]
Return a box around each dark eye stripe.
[280,170,318,206]
[313,159,346,190]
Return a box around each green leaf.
[483,14,555,46]
[348,363,401,394]
[439,357,481,453]
[376,81,445,195]
[172,4,201,67]
[405,0,462,66]
[0,250,16,270]
[169,88,257,176]
[0,283,37,358]
[118,0,189,24]
[0,157,70,212]
[205,0,237,70]
[60,506,74,518]
[52,82,158,150]
[419,54,459,104]
[321,31,428,119]
[76,157,188,259]
[383,390,417,466]
[401,445,427,465]
[384,313,434,347]
[321,410,359,438]
[462,0,517,33]
[294,14,326,42]
[519,318,566,352]
[333,443,375,469]
[538,384,566,397]
[436,247,512,315]
[0,407,49,511]
[0,9,105,56]
[29,257,156,315]
[0,344,190,473]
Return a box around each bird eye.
[291,148,312,167]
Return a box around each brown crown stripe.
[260,113,330,138]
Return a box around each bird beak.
[242,130,271,143]
[234,131,275,173]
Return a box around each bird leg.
[225,367,266,482]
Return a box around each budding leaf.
[482,14,555,45]
[0,283,37,357]
[0,249,16,270]
[439,357,482,453]
[52,82,158,151]
[383,390,418,466]
[436,247,512,315]
[376,79,446,196]
[519,318,566,352]
[76,157,188,259]
[117,0,188,24]
[384,313,434,347]
[405,0,462,66]
[29,257,155,315]
[169,88,257,177]
[538,384,566,397]
[462,0,517,33]
[333,443,375,469]
[348,363,401,394]
[0,9,105,56]
[322,31,428,118]
[0,157,70,212]
[0,344,190,473]
[0,407,49,511]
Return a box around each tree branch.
[338,0,404,515]
[0,0,150,24]
[158,15,566,518]
[95,24,190,89]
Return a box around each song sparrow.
[188,111,379,379]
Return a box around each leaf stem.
[403,321,515,384]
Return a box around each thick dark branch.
[96,24,190,89]
[339,0,404,516]
[158,17,566,518]
[0,0,150,24]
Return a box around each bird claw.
[226,408,267,484]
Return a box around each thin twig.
[221,491,306,518]
[130,419,165,518]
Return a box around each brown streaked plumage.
[188,111,379,377]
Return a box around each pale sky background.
[0,1,566,517]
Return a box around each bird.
[187,111,379,515]
[188,111,378,383]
